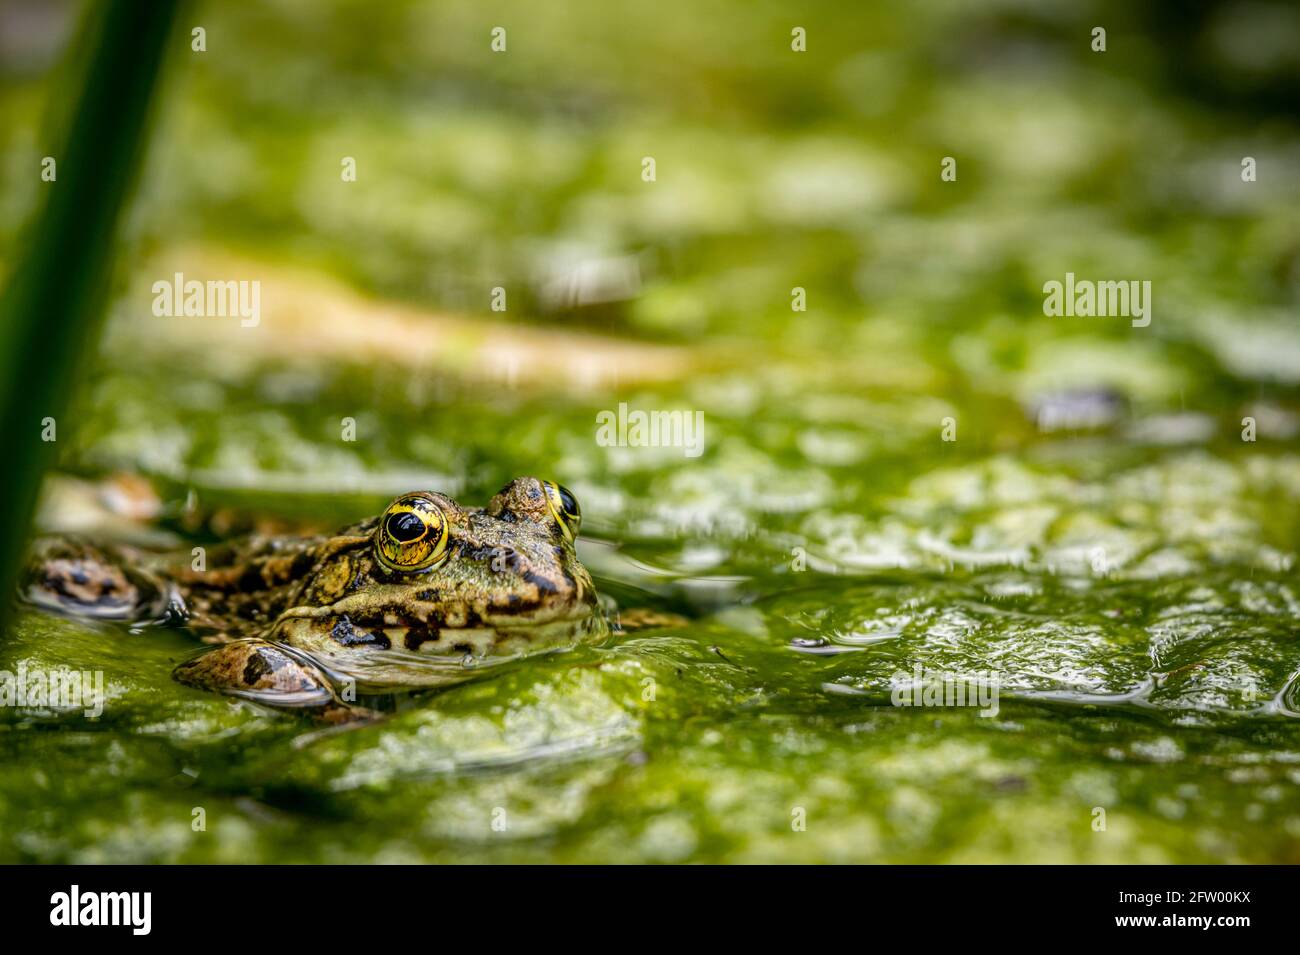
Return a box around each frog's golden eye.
[375,495,449,572]
[542,481,581,541]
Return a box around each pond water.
[1,0,1298,862]
[3,353,1298,863]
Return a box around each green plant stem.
[0,0,185,628]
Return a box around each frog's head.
[270,477,605,686]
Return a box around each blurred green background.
[0,0,1298,862]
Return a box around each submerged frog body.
[23,477,606,720]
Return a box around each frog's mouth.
[266,606,608,690]
[270,603,607,658]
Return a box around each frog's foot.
[21,536,184,624]
[613,607,690,633]
[173,639,373,722]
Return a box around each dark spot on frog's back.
[289,549,316,579]
[237,565,266,593]
[330,614,391,649]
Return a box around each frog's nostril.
[386,512,426,543]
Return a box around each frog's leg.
[172,639,373,724]
[21,536,184,624]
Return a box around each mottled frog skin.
[23,477,605,721]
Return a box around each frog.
[20,477,613,723]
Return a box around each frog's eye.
[542,481,581,541]
[375,495,449,572]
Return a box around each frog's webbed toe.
[173,639,369,722]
